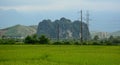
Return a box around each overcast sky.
[0,0,120,12]
[0,0,120,32]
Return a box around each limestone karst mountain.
[37,17,90,40]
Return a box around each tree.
[92,35,100,45]
[0,39,15,45]
[108,35,114,41]
[24,35,33,44]
[39,35,50,44]
[32,34,38,43]
[25,35,31,43]
[112,36,120,44]
[94,35,99,41]
[24,34,39,44]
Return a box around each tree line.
[0,34,120,45]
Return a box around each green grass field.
[0,45,120,65]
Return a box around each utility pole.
[80,10,83,43]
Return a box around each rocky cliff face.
[37,17,90,40]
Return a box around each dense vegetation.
[0,45,119,65]
[0,34,120,45]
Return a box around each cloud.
[0,0,120,12]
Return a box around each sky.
[0,0,120,32]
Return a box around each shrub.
[0,39,15,45]
[63,41,71,45]
[24,35,34,44]
[74,41,80,45]
[24,34,38,44]
[93,35,99,41]
[38,35,50,44]
[106,42,112,45]
[83,42,87,45]
[92,41,100,45]
[53,41,63,45]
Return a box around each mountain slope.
[0,25,37,37]
[110,31,120,36]
[90,31,120,39]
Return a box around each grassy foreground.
[0,45,120,65]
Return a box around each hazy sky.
[0,0,120,32]
[0,0,120,12]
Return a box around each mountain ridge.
[0,22,119,39]
[0,24,37,37]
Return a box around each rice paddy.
[0,45,120,65]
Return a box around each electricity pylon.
[80,10,83,43]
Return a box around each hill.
[110,31,120,36]
[90,31,120,39]
[0,25,37,38]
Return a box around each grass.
[0,45,120,65]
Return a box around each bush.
[53,41,63,45]
[24,34,38,44]
[106,42,112,45]
[92,41,100,45]
[38,35,50,44]
[113,39,120,44]
[0,39,15,45]
[63,41,71,45]
[83,42,87,45]
[24,36,34,44]
[74,41,80,45]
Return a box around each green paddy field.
[0,45,120,65]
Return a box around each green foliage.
[1,34,120,45]
[0,39,15,45]
[62,41,71,45]
[112,36,120,44]
[24,34,50,44]
[24,34,38,44]
[25,35,34,44]
[92,41,101,45]
[25,36,31,43]
[106,41,112,45]
[82,42,87,45]
[38,35,50,44]
[106,36,120,45]
[109,35,114,41]
[93,35,99,41]
[53,41,63,45]
[74,41,80,45]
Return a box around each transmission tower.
[57,23,60,41]
[80,10,83,43]
[86,10,90,27]
[86,10,91,40]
